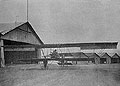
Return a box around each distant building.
[76,52,89,64]
[94,53,100,64]
[111,53,120,63]
[85,53,94,64]
[0,22,43,66]
[86,53,100,64]
[100,53,111,64]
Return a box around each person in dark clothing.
[51,49,59,58]
[43,59,48,69]
[0,58,1,67]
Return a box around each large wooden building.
[0,22,43,66]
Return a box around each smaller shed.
[85,53,95,64]
[77,52,89,64]
[88,53,100,64]
[85,53,100,64]
[100,53,111,64]
[111,53,120,63]
[94,53,100,64]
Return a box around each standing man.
[0,58,1,67]
[43,59,48,69]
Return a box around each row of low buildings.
[76,52,120,64]
[87,53,120,64]
[59,52,120,64]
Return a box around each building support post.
[0,39,5,67]
[36,48,41,58]
[109,57,111,64]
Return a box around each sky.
[0,0,120,50]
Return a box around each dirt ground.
[0,64,120,86]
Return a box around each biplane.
[4,42,118,69]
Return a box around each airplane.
[4,42,118,68]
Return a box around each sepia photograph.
[0,0,120,86]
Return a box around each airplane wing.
[18,57,93,63]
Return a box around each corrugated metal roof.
[0,22,24,35]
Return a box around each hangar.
[0,22,118,67]
[0,22,43,67]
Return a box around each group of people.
[43,49,59,69]
[50,49,60,58]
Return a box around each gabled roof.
[112,53,120,58]
[84,53,100,58]
[0,22,24,35]
[79,52,89,58]
[107,53,115,57]
[97,53,105,57]
[85,53,93,57]
[26,22,44,44]
[85,53,100,58]
[101,53,111,58]
[0,22,44,44]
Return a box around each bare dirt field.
[0,64,120,86]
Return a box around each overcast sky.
[0,0,120,49]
